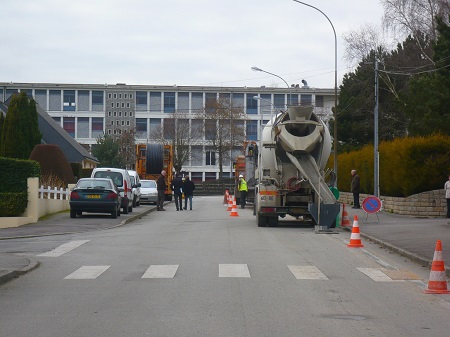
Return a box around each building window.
[164,118,175,139]
[205,172,217,181]
[63,90,76,111]
[246,93,258,114]
[274,94,285,109]
[205,119,216,140]
[164,92,175,113]
[191,146,203,166]
[130,111,133,117]
[301,94,312,106]
[124,111,127,117]
[63,117,75,137]
[136,118,147,138]
[92,117,103,138]
[127,121,130,126]
[246,120,258,141]
[206,150,216,166]
[149,118,161,140]
[113,93,117,99]
[205,93,217,114]
[119,111,122,117]
[108,111,111,117]
[92,91,104,110]
[315,95,324,107]
[77,117,89,138]
[108,93,112,99]
[49,90,61,111]
[136,91,147,111]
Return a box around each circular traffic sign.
[362,196,382,213]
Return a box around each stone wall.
[339,189,447,217]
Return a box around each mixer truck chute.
[255,105,339,230]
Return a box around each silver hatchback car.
[140,179,158,204]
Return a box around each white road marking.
[357,267,404,282]
[64,265,110,279]
[219,264,251,278]
[37,240,90,257]
[287,265,329,280]
[141,265,179,278]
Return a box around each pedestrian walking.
[182,176,195,210]
[351,169,360,209]
[445,175,450,218]
[156,170,167,211]
[171,173,184,211]
[238,174,248,209]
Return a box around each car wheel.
[136,199,140,207]
[132,197,137,208]
[123,205,129,214]
[128,203,133,213]
[117,206,121,217]
[70,210,77,218]
[111,209,118,219]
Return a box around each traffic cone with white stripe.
[424,240,450,294]
[341,203,351,227]
[224,189,229,205]
[227,194,233,211]
[230,196,239,217]
[347,215,364,248]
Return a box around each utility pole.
[374,59,379,198]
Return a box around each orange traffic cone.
[347,215,364,248]
[424,240,450,294]
[230,196,239,217]
[223,189,229,205]
[341,203,351,227]
[227,195,233,211]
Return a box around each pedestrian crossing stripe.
[288,265,329,280]
[37,240,90,257]
[64,265,110,279]
[142,265,179,278]
[60,265,415,282]
[357,267,405,282]
[219,264,251,278]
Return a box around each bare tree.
[153,110,204,173]
[117,128,136,169]
[343,24,388,64]
[381,0,449,63]
[196,96,246,178]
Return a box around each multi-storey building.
[0,82,337,182]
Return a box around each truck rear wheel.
[257,214,267,227]
[268,216,278,227]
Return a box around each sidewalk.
[1,203,450,285]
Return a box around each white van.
[127,170,141,207]
[91,168,134,214]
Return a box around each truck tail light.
[261,207,276,213]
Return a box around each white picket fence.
[39,185,71,200]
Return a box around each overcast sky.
[1,0,386,89]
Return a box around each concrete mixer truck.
[254,105,339,230]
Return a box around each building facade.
[0,82,336,182]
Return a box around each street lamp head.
[251,66,263,72]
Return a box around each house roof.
[0,98,99,164]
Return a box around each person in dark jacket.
[156,170,167,211]
[351,169,361,209]
[182,176,196,210]
[171,173,184,211]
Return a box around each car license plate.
[86,195,101,199]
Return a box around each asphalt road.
[1,196,449,337]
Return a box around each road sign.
[362,196,382,214]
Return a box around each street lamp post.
[292,0,338,186]
[251,66,292,105]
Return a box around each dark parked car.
[70,178,121,218]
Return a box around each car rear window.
[142,180,156,188]
[93,171,123,187]
[78,180,112,189]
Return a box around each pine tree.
[0,92,42,159]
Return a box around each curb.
[0,258,40,286]
[341,226,450,277]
